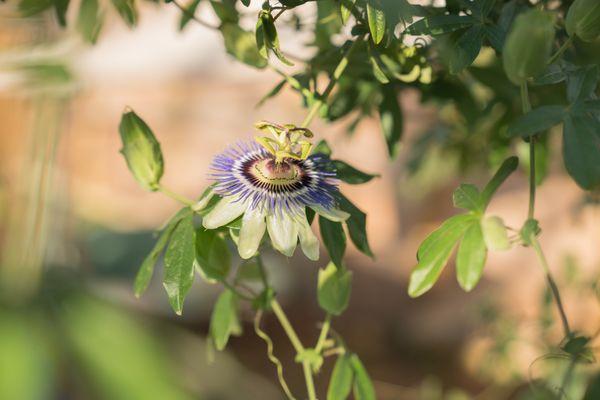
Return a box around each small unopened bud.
[503,10,555,85]
[566,0,600,42]
[119,108,164,191]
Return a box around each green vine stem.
[157,184,196,207]
[519,82,573,340]
[314,314,331,354]
[300,36,364,128]
[548,36,574,65]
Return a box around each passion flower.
[201,125,349,260]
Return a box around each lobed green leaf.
[456,220,487,292]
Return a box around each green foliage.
[566,0,600,42]
[210,289,241,351]
[195,228,231,282]
[319,216,346,269]
[118,109,164,191]
[409,157,518,297]
[349,354,376,400]
[318,262,352,316]
[256,9,293,66]
[327,354,354,400]
[163,213,196,315]
[77,0,103,44]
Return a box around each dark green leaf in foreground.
[337,194,373,258]
[318,262,352,316]
[163,213,196,315]
[409,214,475,297]
[333,160,379,185]
[508,106,566,138]
[456,220,487,292]
[379,85,403,159]
[327,354,354,400]
[319,217,346,269]
[447,25,484,74]
[406,15,475,36]
[210,289,241,351]
[195,228,231,282]
[134,207,191,297]
[350,354,376,400]
[562,114,600,190]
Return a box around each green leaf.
[369,54,389,84]
[456,220,487,292]
[447,25,484,74]
[349,354,375,400]
[567,64,599,103]
[319,216,346,269]
[53,0,69,26]
[134,208,191,297]
[221,23,268,69]
[118,109,164,191]
[77,0,104,44]
[409,214,475,297]
[562,114,600,190]
[18,0,52,16]
[195,228,231,282]
[405,15,474,36]
[210,289,241,351]
[110,0,137,27]
[471,0,495,18]
[313,139,332,156]
[367,0,386,44]
[584,373,600,400]
[340,0,356,25]
[480,156,519,209]
[481,216,510,251]
[327,354,354,400]
[379,85,403,159]
[256,10,293,65]
[452,184,481,212]
[508,106,566,138]
[163,213,196,315]
[318,262,352,316]
[337,194,373,258]
[257,79,286,106]
[210,0,238,24]
[333,160,378,185]
[179,0,202,31]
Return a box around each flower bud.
[503,10,555,85]
[119,109,164,191]
[566,0,600,42]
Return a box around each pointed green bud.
[566,0,600,42]
[118,108,164,191]
[503,10,555,85]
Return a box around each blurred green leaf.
[179,0,202,31]
[134,207,191,297]
[257,79,286,106]
[195,228,231,282]
[327,354,354,400]
[562,114,600,190]
[163,213,196,315]
[18,0,52,16]
[256,10,293,65]
[318,262,352,316]
[481,215,510,251]
[379,85,403,159]
[452,184,481,212]
[566,64,599,103]
[337,193,373,258]
[0,313,54,400]
[406,15,474,36]
[313,139,332,156]
[110,0,137,27]
[456,220,487,291]
[367,0,386,44]
[333,160,378,185]
[210,0,238,24]
[220,23,268,69]
[77,0,104,44]
[340,0,355,25]
[350,354,375,400]
[118,109,164,191]
[447,25,484,74]
[319,216,346,269]
[508,106,566,138]
[53,0,69,26]
[409,214,475,297]
[210,289,241,350]
[584,373,600,400]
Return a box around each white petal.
[238,207,266,259]
[202,196,246,229]
[297,213,319,261]
[311,205,350,222]
[267,213,298,257]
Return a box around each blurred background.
[0,1,599,399]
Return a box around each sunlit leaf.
[367,0,386,44]
[77,0,104,44]
[221,23,268,69]
[350,354,375,400]
[318,262,352,316]
[327,354,354,400]
[452,184,481,212]
[456,220,487,291]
